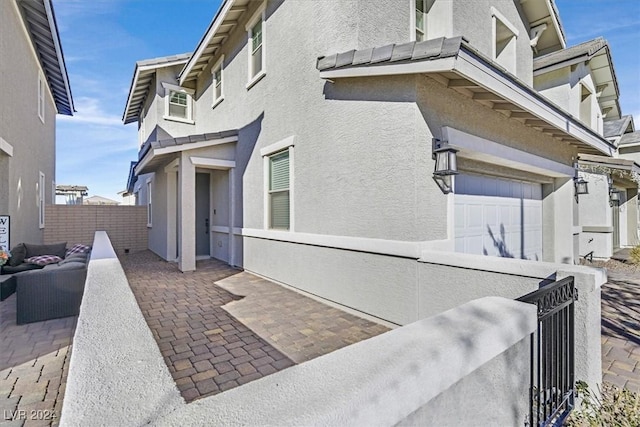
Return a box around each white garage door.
[455,174,543,261]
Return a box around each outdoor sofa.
[0,242,90,324]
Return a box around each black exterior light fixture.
[607,175,617,206]
[432,138,458,194]
[573,163,588,203]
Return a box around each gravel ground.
[582,258,640,275]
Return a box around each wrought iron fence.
[517,276,577,427]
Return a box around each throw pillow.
[59,256,86,265]
[8,243,26,267]
[24,242,67,259]
[25,255,63,266]
[65,243,91,257]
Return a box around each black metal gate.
[517,276,577,427]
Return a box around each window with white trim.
[268,150,290,230]
[38,172,45,228]
[412,0,435,41]
[246,3,266,86]
[492,8,518,74]
[580,84,593,128]
[212,56,224,107]
[38,72,45,123]
[162,82,194,123]
[146,178,153,227]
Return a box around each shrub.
[629,245,640,265]
[566,381,640,426]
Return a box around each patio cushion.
[60,254,87,265]
[8,243,26,267]
[25,255,63,266]
[1,263,43,274]
[24,242,67,259]
[66,243,91,257]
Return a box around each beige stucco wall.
[44,205,148,254]
[0,0,57,247]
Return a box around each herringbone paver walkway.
[601,270,640,392]
[120,251,389,402]
[0,294,75,426]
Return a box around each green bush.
[629,245,640,265]
[566,381,640,426]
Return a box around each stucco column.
[625,188,639,246]
[166,169,178,261]
[178,152,196,272]
[543,177,574,263]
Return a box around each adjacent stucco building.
[124,0,619,326]
[0,0,74,250]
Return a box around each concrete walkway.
[120,251,389,402]
[0,294,75,427]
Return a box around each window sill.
[246,70,266,90]
[212,96,224,110]
[162,116,195,125]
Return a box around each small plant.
[566,381,640,426]
[629,245,640,265]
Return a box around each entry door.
[195,173,210,257]
[612,200,620,249]
[455,174,543,261]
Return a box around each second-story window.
[246,2,266,88]
[415,0,426,41]
[491,7,518,74]
[162,82,194,124]
[212,56,224,108]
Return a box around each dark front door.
[612,199,620,249]
[196,173,210,257]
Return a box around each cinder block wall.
[44,205,148,254]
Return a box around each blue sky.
[54,0,640,202]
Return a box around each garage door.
[455,174,543,261]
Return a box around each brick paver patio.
[120,251,390,402]
[601,270,640,392]
[0,294,75,427]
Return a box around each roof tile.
[390,42,415,62]
[335,50,356,68]
[370,44,395,64]
[412,37,445,60]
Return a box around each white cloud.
[58,96,123,126]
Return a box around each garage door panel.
[455,174,542,261]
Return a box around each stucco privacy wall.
[419,250,605,391]
[579,172,614,258]
[44,205,148,254]
[0,0,56,246]
[62,231,537,425]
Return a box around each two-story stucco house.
[0,0,74,250]
[123,0,617,326]
[533,37,640,259]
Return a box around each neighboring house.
[533,37,640,259]
[123,0,616,326]
[56,184,89,205]
[0,0,74,249]
[83,195,120,206]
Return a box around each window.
[580,84,593,127]
[146,178,153,227]
[269,150,290,229]
[412,0,435,41]
[38,172,45,228]
[491,7,518,74]
[37,72,45,123]
[162,82,194,123]
[212,56,224,107]
[246,2,266,87]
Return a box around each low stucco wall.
[62,232,537,426]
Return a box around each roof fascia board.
[455,48,614,156]
[318,57,456,79]
[533,55,588,76]
[179,0,236,85]
[546,0,566,48]
[42,0,74,113]
[123,58,190,123]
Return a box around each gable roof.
[619,131,640,148]
[519,0,566,56]
[122,53,191,124]
[534,37,621,120]
[603,115,635,139]
[317,37,615,157]
[17,0,74,115]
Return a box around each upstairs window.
[162,82,194,124]
[37,72,45,123]
[38,172,45,228]
[412,0,434,42]
[246,2,266,88]
[580,84,593,128]
[146,178,153,227]
[212,56,224,107]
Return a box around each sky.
[53,0,640,203]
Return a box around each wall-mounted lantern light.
[608,175,617,206]
[573,164,588,203]
[432,138,458,194]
